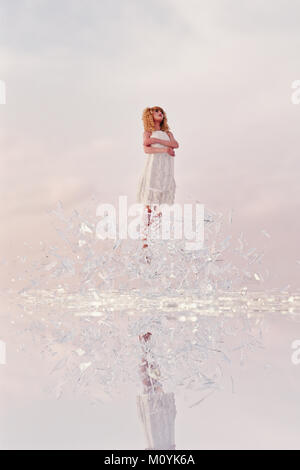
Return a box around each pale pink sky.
[1,2,300,450]
[0,0,299,289]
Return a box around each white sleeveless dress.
[136,130,176,205]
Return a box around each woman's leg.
[139,207,164,391]
[142,204,162,248]
[142,205,152,249]
[150,205,162,233]
[141,203,163,246]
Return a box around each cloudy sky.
[0,0,299,288]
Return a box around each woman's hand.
[167,147,175,157]
[166,131,179,149]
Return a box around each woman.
[136,106,179,252]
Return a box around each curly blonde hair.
[142,106,170,132]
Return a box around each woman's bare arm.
[143,131,174,148]
[143,131,152,146]
[166,131,179,149]
[148,137,174,147]
[142,131,175,155]
[143,145,170,154]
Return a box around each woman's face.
[151,107,164,123]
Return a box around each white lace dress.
[136,130,176,205]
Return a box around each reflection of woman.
[136,106,179,251]
[137,331,177,450]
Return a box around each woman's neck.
[154,124,161,131]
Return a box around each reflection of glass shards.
[10,285,299,404]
